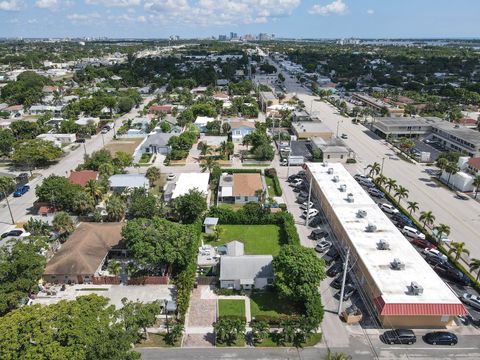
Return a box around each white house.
[440,157,479,192]
[109,174,149,193]
[164,172,210,201]
[230,120,255,142]
[194,116,215,133]
[37,133,76,146]
[219,254,274,291]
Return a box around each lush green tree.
[251,320,269,345]
[445,162,459,186]
[82,149,114,171]
[171,189,207,224]
[128,188,159,219]
[117,96,135,113]
[165,322,184,345]
[160,121,171,133]
[85,179,105,205]
[436,157,449,171]
[114,151,133,168]
[106,195,126,222]
[107,260,122,276]
[469,258,480,283]
[0,237,46,316]
[214,318,245,345]
[146,166,161,186]
[407,201,419,215]
[35,175,83,211]
[385,178,397,194]
[201,156,218,173]
[52,211,75,238]
[23,218,51,237]
[473,175,480,199]
[419,210,435,229]
[448,242,470,262]
[0,71,50,106]
[434,223,450,242]
[394,185,409,205]
[11,139,63,169]
[222,122,231,134]
[0,129,15,156]
[119,298,161,341]
[190,103,217,118]
[72,191,95,215]
[254,143,275,161]
[366,162,381,177]
[98,162,115,178]
[205,120,221,135]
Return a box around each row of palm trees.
[366,162,480,282]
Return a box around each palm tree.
[325,352,352,360]
[419,210,435,229]
[394,185,409,205]
[436,158,449,171]
[445,162,459,187]
[201,156,217,173]
[469,258,480,283]
[219,141,235,160]
[366,162,381,177]
[199,142,211,156]
[385,178,397,194]
[146,166,161,186]
[52,211,75,237]
[222,122,231,134]
[98,163,115,178]
[434,223,450,243]
[242,135,252,150]
[473,175,480,199]
[72,191,95,215]
[107,260,122,276]
[406,201,419,216]
[106,195,126,222]
[85,179,104,205]
[0,176,16,224]
[448,242,470,262]
[374,174,387,188]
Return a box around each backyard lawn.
[265,176,276,197]
[250,291,299,318]
[218,299,245,317]
[206,225,281,256]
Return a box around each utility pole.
[304,178,312,226]
[381,157,385,175]
[337,248,351,316]
[101,132,105,147]
[2,191,15,225]
[83,142,87,156]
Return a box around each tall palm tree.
[85,179,104,205]
[107,260,122,276]
[0,176,16,224]
[52,211,75,237]
[201,156,217,173]
[434,223,451,242]
[448,242,470,262]
[436,158,449,171]
[106,195,126,222]
[394,185,409,205]
[374,174,387,188]
[98,162,114,179]
[419,210,435,230]
[199,142,211,156]
[366,162,381,177]
[385,178,397,194]
[406,201,419,216]
[146,166,161,186]
[445,162,459,186]
[473,175,480,199]
[469,258,480,283]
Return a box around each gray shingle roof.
[219,255,273,281]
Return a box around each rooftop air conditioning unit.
[357,210,367,218]
[410,281,424,295]
[322,162,328,167]
[377,239,390,250]
[333,175,339,183]
[365,223,377,232]
[327,168,334,174]
[339,184,347,192]
[347,193,354,203]
[390,258,405,270]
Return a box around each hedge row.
[218,315,247,323]
[222,168,262,174]
[252,314,300,326]
[265,168,283,196]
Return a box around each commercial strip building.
[305,162,466,328]
[352,93,404,116]
[292,121,333,140]
[371,117,441,139]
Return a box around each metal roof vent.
[347,193,354,203]
[327,168,334,174]
[390,258,405,270]
[332,175,339,183]
[322,162,329,167]
[377,239,390,250]
[410,281,424,295]
[357,210,367,218]
[339,184,347,192]
[365,223,377,232]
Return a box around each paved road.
[0,95,154,241]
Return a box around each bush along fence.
[377,183,480,290]
[265,168,283,197]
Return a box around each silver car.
[462,293,480,310]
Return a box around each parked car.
[327,261,343,277]
[166,174,176,181]
[297,194,308,203]
[391,213,414,227]
[433,264,471,286]
[336,284,356,301]
[423,248,447,262]
[461,293,480,311]
[330,274,351,289]
[75,138,86,143]
[379,203,399,215]
[341,133,348,139]
[291,179,304,187]
[101,127,109,134]
[368,188,384,198]
[354,174,370,181]
[323,246,340,265]
[401,226,426,240]
[310,228,329,240]
[358,178,375,188]
[15,172,29,184]
[409,237,435,250]
[307,216,323,228]
[381,329,417,345]
[315,240,332,253]
[302,208,319,218]
[300,201,314,210]
[13,184,30,197]
[1,229,25,239]
[423,332,458,346]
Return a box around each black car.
[330,274,351,289]
[309,229,329,240]
[307,216,323,228]
[323,246,340,265]
[327,261,343,277]
[423,331,457,346]
[75,138,86,143]
[433,264,471,286]
[336,284,356,301]
[1,230,23,239]
[381,329,416,345]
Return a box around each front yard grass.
[105,137,144,155]
[135,333,180,348]
[205,225,281,256]
[265,176,276,197]
[218,299,245,318]
[250,291,299,318]
[216,337,245,347]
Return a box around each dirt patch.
[105,138,144,155]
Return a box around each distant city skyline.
[1,0,479,39]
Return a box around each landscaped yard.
[105,137,144,155]
[250,291,299,318]
[256,332,322,347]
[265,176,276,197]
[135,333,180,348]
[205,225,281,256]
[218,299,245,318]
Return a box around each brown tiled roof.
[42,85,59,93]
[5,105,23,111]
[213,92,229,99]
[467,157,480,170]
[44,222,124,276]
[230,121,256,129]
[232,173,262,196]
[149,105,172,112]
[68,170,98,186]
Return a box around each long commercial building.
[305,162,466,328]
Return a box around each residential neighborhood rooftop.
[219,255,273,282]
[171,172,210,199]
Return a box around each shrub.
[214,288,244,296]
[253,314,300,326]
[346,158,357,164]
[265,168,283,196]
[218,315,247,323]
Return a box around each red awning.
[374,296,468,316]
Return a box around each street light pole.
[337,248,350,316]
[83,142,87,156]
[304,179,312,226]
[2,191,15,225]
[381,157,385,175]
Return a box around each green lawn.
[205,225,281,256]
[216,337,245,347]
[135,333,181,348]
[218,299,246,317]
[265,176,276,197]
[250,291,299,318]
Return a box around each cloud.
[85,0,141,7]
[107,13,147,23]
[35,0,59,9]
[0,0,23,11]
[309,0,347,16]
[367,9,374,15]
[67,12,101,23]
[144,0,300,26]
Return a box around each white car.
[379,203,399,215]
[423,248,447,261]
[166,174,176,181]
[302,208,319,218]
[462,293,480,311]
[315,240,332,253]
[401,226,426,240]
[300,201,314,210]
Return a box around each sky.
[0,0,479,39]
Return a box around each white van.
[379,203,399,215]
[402,226,425,240]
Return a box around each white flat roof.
[307,163,461,306]
[194,116,214,125]
[171,172,210,199]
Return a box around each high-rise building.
[230,32,238,40]
[218,35,227,41]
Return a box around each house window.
[244,196,248,201]
[340,155,344,159]
[327,155,331,159]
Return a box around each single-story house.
[230,120,256,142]
[203,217,219,234]
[69,170,99,187]
[219,255,274,290]
[42,85,60,94]
[138,132,173,155]
[149,105,173,114]
[218,173,264,204]
[164,172,210,201]
[292,122,333,140]
[4,105,24,118]
[30,105,64,116]
[311,137,355,163]
[76,117,100,126]
[37,133,76,146]
[43,222,125,284]
[109,174,149,192]
[212,92,229,102]
[194,116,215,133]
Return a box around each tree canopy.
[11,139,63,168]
[171,189,207,224]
